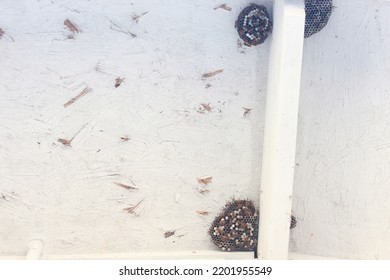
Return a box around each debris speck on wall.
[132,12,148,23]
[242,107,252,117]
[164,230,175,238]
[214,4,232,12]
[115,77,125,88]
[201,69,224,79]
[123,199,144,214]
[114,182,139,190]
[197,176,213,185]
[64,19,81,33]
[63,87,92,108]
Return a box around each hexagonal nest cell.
[209,199,259,252]
[305,0,333,38]
[235,4,272,46]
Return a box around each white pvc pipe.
[26,240,44,260]
[258,0,305,259]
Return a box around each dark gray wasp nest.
[304,0,333,38]
[209,199,259,251]
[209,199,298,252]
[235,4,272,46]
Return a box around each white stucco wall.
[1,0,389,259]
[291,0,390,259]
[0,0,268,256]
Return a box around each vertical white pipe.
[258,0,305,259]
[26,240,44,260]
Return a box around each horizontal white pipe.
[258,0,305,260]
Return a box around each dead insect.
[115,77,125,88]
[242,107,252,117]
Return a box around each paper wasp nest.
[209,199,297,252]
[304,0,333,38]
[235,4,272,46]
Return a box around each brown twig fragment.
[197,210,209,216]
[57,124,88,147]
[114,182,139,190]
[132,12,148,23]
[64,19,80,33]
[57,138,72,146]
[197,187,210,194]
[123,199,144,213]
[243,107,252,117]
[197,103,213,114]
[214,4,232,11]
[115,77,125,88]
[109,19,136,38]
[120,135,130,141]
[197,176,213,185]
[164,230,175,238]
[64,87,91,108]
[201,69,224,79]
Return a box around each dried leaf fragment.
[57,138,72,146]
[214,4,232,11]
[64,87,91,108]
[197,187,210,194]
[64,19,80,33]
[115,77,125,88]
[197,210,209,216]
[114,182,138,190]
[196,103,213,114]
[132,12,149,23]
[123,199,144,213]
[197,176,213,185]
[201,69,224,79]
[243,107,252,117]
[164,230,175,238]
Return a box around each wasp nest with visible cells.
[209,199,298,252]
[305,0,333,38]
[290,215,297,229]
[235,4,272,46]
[209,199,259,251]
